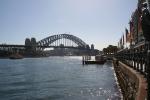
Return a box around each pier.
[82,56,107,65]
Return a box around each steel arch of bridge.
[37,34,87,48]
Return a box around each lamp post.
[141,2,150,99]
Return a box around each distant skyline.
[0,0,137,50]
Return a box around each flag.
[122,34,124,45]
[137,7,143,34]
[118,42,120,48]
[120,37,122,48]
[129,20,134,44]
[125,28,129,42]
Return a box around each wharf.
[82,56,106,65]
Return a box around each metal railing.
[115,41,148,76]
[115,41,150,99]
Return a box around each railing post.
[147,42,150,99]
[136,50,139,71]
[140,51,144,74]
[133,49,136,69]
[144,44,147,76]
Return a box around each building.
[129,0,150,46]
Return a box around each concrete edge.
[119,62,147,100]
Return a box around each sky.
[0,0,138,50]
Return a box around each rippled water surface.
[0,57,122,100]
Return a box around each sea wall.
[113,58,147,100]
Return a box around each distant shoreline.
[0,55,84,59]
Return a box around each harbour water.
[0,57,122,100]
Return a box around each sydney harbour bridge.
[0,33,99,57]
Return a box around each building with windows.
[129,0,150,46]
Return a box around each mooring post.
[82,56,84,65]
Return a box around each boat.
[9,53,23,59]
[95,55,107,62]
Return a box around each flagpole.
[122,33,124,49]
[125,27,127,48]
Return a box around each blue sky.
[0,0,137,50]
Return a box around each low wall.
[113,58,147,100]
